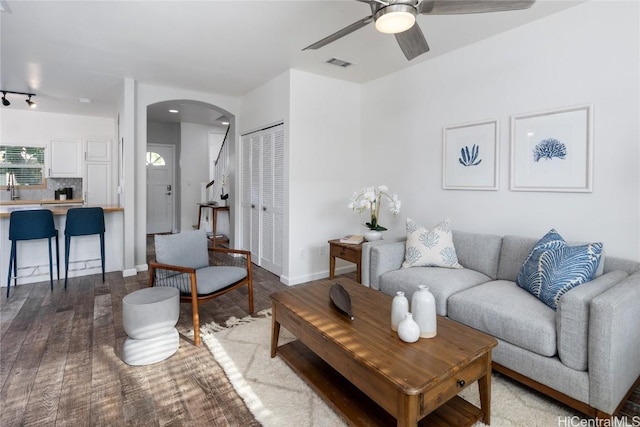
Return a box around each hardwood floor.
[1,237,638,426]
[1,240,287,426]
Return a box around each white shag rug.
[200,312,584,427]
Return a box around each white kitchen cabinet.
[49,140,83,177]
[84,161,112,205]
[85,139,112,162]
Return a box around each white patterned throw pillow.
[402,218,463,269]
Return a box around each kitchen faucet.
[7,172,19,200]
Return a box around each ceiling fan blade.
[419,0,535,15]
[395,24,430,60]
[303,15,374,51]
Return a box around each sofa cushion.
[556,270,628,371]
[516,229,603,310]
[452,230,502,279]
[497,235,538,281]
[448,280,557,357]
[402,218,462,269]
[379,267,491,316]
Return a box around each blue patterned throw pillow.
[516,229,603,310]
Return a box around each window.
[0,145,46,187]
[146,151,166,166]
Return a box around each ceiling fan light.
[26,95,36,109]
[1,92,9,106]
[374,4,416,34]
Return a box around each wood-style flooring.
[1,236,639,426]
[0,238,286,426]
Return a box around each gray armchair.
[148,230,254,346]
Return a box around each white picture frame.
[510,105,593,192]
[442,119,499,190]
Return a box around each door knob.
[262,206,267,211]
[165,192,172,196]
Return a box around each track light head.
[1,90,37,108]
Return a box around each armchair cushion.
[195,266,248,295]
[155,230,209,269]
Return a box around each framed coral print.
[511,105,593,192]
[442,119,499,190]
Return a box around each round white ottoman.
[122,286,180,366]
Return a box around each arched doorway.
[146,100,230,237]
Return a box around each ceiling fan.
[303,0,536,61]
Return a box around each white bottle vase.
[391,291,409,331]
[397,313,420,343]
[411,285,437,338]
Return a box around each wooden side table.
[196,204,230,247]
[328,239,363,283]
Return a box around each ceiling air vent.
[326,57,353,68]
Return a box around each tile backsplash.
[2,178,82,201]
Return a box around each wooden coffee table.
[270,278,498,426]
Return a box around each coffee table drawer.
[421,354,489,416]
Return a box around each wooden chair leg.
[190,272,201,346]
[248,280,254,314]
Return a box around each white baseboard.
[281,265,356,286]
[122,268,138,277]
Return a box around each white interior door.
[260,128,284,274]
[240,124,284,276]
[146,144,175,234]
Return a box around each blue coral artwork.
[533,138,567,162]
[459,144,482,166]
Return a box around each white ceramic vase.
[364,230,382,241]
[391,291,409,331]
[411,285,437,338]
[397,313,420,343]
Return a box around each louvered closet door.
[240,124,284,276]
[241,133,262,259]
[260,126,284,275]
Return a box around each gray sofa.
[365,230,640,418]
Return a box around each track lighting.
[0,90,37,109]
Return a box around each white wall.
[360,1,640,260]
[239,70,362,284]
[2,109,115,149]
[133,82,240,270]
[287,70,362,284]
[180,122,215,231]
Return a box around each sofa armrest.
[556,270,628,371]
[588,272,640,414]
[361,238,404,287]
[369,240,406,290]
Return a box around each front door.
[146,144,175,234]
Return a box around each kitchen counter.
[0,203,123,218]
[1,204,124,286]
[0,199,85,206]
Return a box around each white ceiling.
[1,0,580,125]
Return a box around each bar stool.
[64,207,105,288]
[7,209,60,297]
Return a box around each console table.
[328,239,362,283]
[196,204,229,247]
